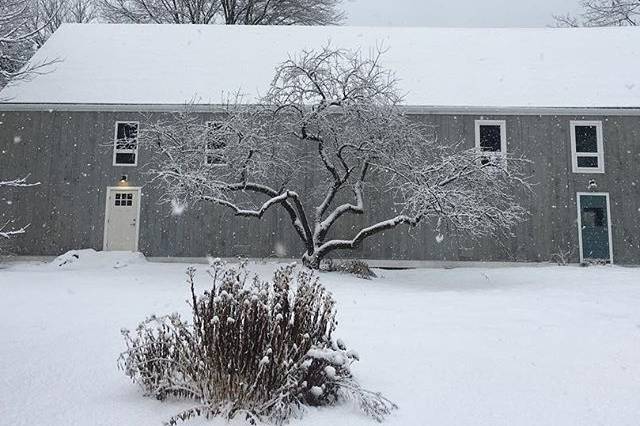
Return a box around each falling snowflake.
[274,241,287,257]
[171,199,186,216]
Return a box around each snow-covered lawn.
[1,252,640,426]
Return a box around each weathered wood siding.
[1,110,639,263]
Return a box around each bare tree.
[1,0,38,88]
[0,177,39,249]
[27,0,98,47]
[99,0,343,25]
[144,47,531,269]
[0,0,65,89]
[554,0,639,27]
[221,0,344,25]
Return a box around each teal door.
[578,194,612,262]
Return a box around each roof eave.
[1,102,640,116]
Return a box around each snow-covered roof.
[2,24,640,109]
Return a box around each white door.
[103,187,140,251]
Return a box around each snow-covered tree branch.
[0,0,63,89]
[0,222,29,239]
[144,47,532,269]
[27,0,97,47]
[0,176,39,242]
[554,0,639,27]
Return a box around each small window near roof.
[571,121,604,173]
[205,121,227,165]
[475,120,506,164]
[113,122,139,166]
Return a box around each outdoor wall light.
[119,175,128,185]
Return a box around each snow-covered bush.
[119,261,396,425]
[323,259,377,280]
[550,247,573,266]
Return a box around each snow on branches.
[0,0,59,89]
[100,0,343,25]
[0,176,39,240]
[144,46,532,268]
[554,0,639,27]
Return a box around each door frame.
[576,192,613,264]
[103,186,142,251]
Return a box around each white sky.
[343,0,583,27]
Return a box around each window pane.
[574,125,598,153]
[479,125,502,152]
[115,192,133,206]
[206,139,226,150]
[117,122,138,140]
[206,122,227,152]
[577,156,598,168]
[116,140,137,150]
[115,152,136,164]
[582,207,606,227]
[206,153,225,165]
[116,123,138,153]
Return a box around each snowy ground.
[1,251,640,426]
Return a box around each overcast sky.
[343,0,583,27]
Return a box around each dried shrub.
[322,259,377,280]
[118,261,396,425]
[550,246,574,266]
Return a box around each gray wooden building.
[1,24,639,264]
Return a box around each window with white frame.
[204,121,227,165]
[570,121,604,173]
[475,120,506,164]
[113,121,139,166]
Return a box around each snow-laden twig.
[0,223,29,239]
[554,0,639,27]
[0,175,39,244]
[0,0,65,89]
[0,175,41,188]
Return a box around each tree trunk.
[302,251,322,270]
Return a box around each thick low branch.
[227,183,313,248]
[314,159,370,244]
[201,183,314,255]
[316,214,422,259]
[315,181,365,243]
[201,192,289,218]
